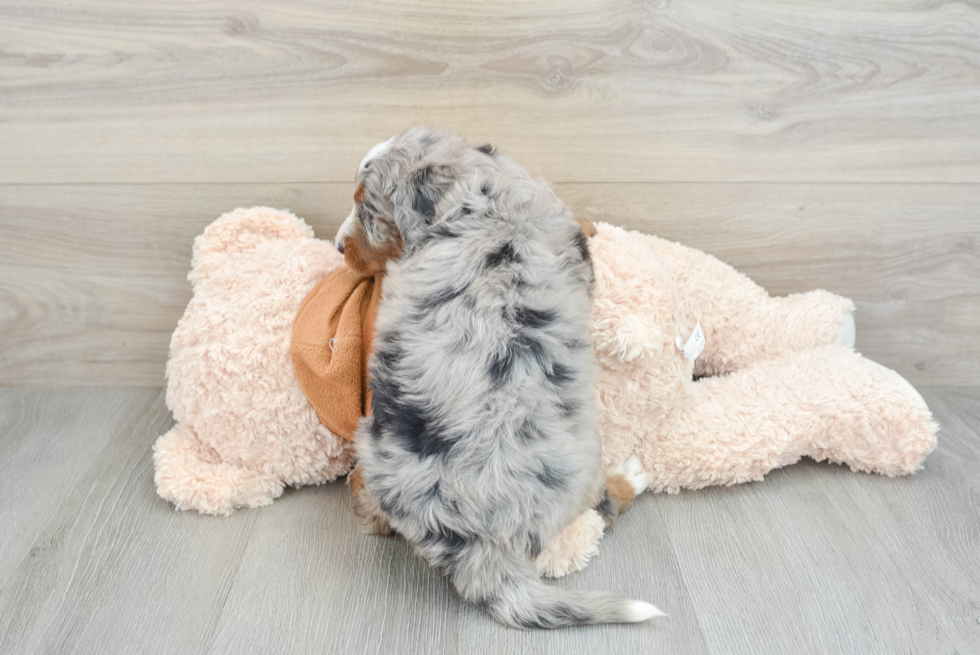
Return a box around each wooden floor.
[0,386,977,654]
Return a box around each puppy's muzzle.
[335,204,356,255]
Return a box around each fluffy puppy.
[335,127,661,629]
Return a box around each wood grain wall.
[1,0,978,385]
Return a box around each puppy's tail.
[448,538,663,629]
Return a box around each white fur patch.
[624,600,666,622]
[334,204,356,246]
[360,136,395,172]
[335,136,396,246]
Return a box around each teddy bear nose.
[336,240,345,255]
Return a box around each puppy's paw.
[534,510,605,579]
[608,455,649,497]
[348,465,394,537]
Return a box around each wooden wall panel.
[1,183,976,385]
[1,0,979,184]
[1,0,977,384]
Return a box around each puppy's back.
[354,128,661,628]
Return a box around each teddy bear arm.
[589,229,681,364]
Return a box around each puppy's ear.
[405,162,455,222]
[574,217,598,239]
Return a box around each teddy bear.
[153,207,354,515]
[154,207,937,577]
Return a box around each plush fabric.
[533,509,605,578]
[588,223,936,492]
[153,208,353,515]
[291,267,382,441]
[154,208,937,577]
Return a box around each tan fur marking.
[344,220,403,276]
[353,183,366,203]
[606,473,637,513]
[348,464,393,536]
[575,217,598,239]
[348,464,364,496]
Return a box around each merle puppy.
[335,127,661,629]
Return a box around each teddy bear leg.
[631,232,855,376]
[800,350,937,476]
[637,346,937,493]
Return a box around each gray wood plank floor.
[1,386,977,654]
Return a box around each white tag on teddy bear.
[675,321,705,361]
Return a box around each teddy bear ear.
[190,208,313,282]
[592,312,666,363]
[197,207,312,256]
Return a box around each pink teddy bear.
[154,209,937,578]
[588,222,936,491]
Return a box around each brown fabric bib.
[291,218,595,442]
[291,267,382,441]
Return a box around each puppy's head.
[335,127,484,275]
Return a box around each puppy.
[336,128,661,628]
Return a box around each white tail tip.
[624,600,666,622]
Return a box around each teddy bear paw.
[608,455,649,496]
[834,313,856,349]
[867,360,928,411]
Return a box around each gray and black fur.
[338,127,659,629]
